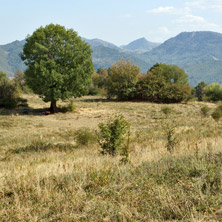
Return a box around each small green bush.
[59,101,76,113]
[161,106,171,117]
[97,115,130,156]
[201,105,211,117]
[163,123,179,153]
[74,128,97,147]
[211,110,222,122]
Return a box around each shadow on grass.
[8,141,78,155]
[80,98,114,103]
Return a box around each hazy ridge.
[1,31,222,86]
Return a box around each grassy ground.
[0,94,222,221]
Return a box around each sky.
[1,0,222,46]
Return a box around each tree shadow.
[80,98,114,103]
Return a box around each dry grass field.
[0,94,222,221]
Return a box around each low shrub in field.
[163,122,179,153]
[97,115,130,156]
[161,106,172,117]
[74,128,97,147]
[10,141,76,154]
[201,105,211,117]
[59,101,76,113]
[211,110,222,122]
[211,105,222,122]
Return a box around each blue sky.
[1,0,222,46]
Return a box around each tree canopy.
[21,24,94,113]
[204,83,222,101]
[106,59,140,100]
[136,63,191,103]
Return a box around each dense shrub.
[106,59,140,100]
[200,105,211,117]
[192,81,207,101]
[204,83,222,101]
[87,70,108,95]
[59,101,76,113]
[13,70,32,93]
[97,115,130,155]
[136,63,191,103]
[93,68,108,89]
[0,72,20,108]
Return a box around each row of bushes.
[91,60,192,103]
[91,60,222,103]
[193,82,222,102]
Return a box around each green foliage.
[0,71,20,108]
[106,59,140,100]
[136,63,191,103]
[97,115,130,156]
[193,81,207,101]
[211,110,222,122]
[211,104,222,122]
[161,106,171,117]
[94,69,108,88]
[74,128,97,147]
[200,105,211,117]
[163,122,179,153]
[204,83,222,101]
[21,24,94,113]
[59,101,76,113]
[13,70,32,93]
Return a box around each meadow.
[0,94,222,221]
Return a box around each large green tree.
[21,24,94,113]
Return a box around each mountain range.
[1,31,222,86]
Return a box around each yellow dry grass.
[0,94,222,221]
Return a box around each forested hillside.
[1,31,222,86]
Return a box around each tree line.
[91,60,192,103]
[0,24,222,111]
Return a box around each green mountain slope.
[0,40,26,76]
[141,31,222,86]
[1,32,222,86]
[121,37,160,52]
[143,31,222,66]
[82,38,120,50]
[92,45,150,72]
[0,39,150,76]
[184,61,222,86]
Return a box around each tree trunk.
[50,100,57,114]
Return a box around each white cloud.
[174,13,221,32]
[148,6,175,14]
[185,0,222,11]
[148,6,190,15]
[147,2,222,36]
[158,26,171,35]
[176,14,204,23]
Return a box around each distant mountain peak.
[121,37,160,52]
